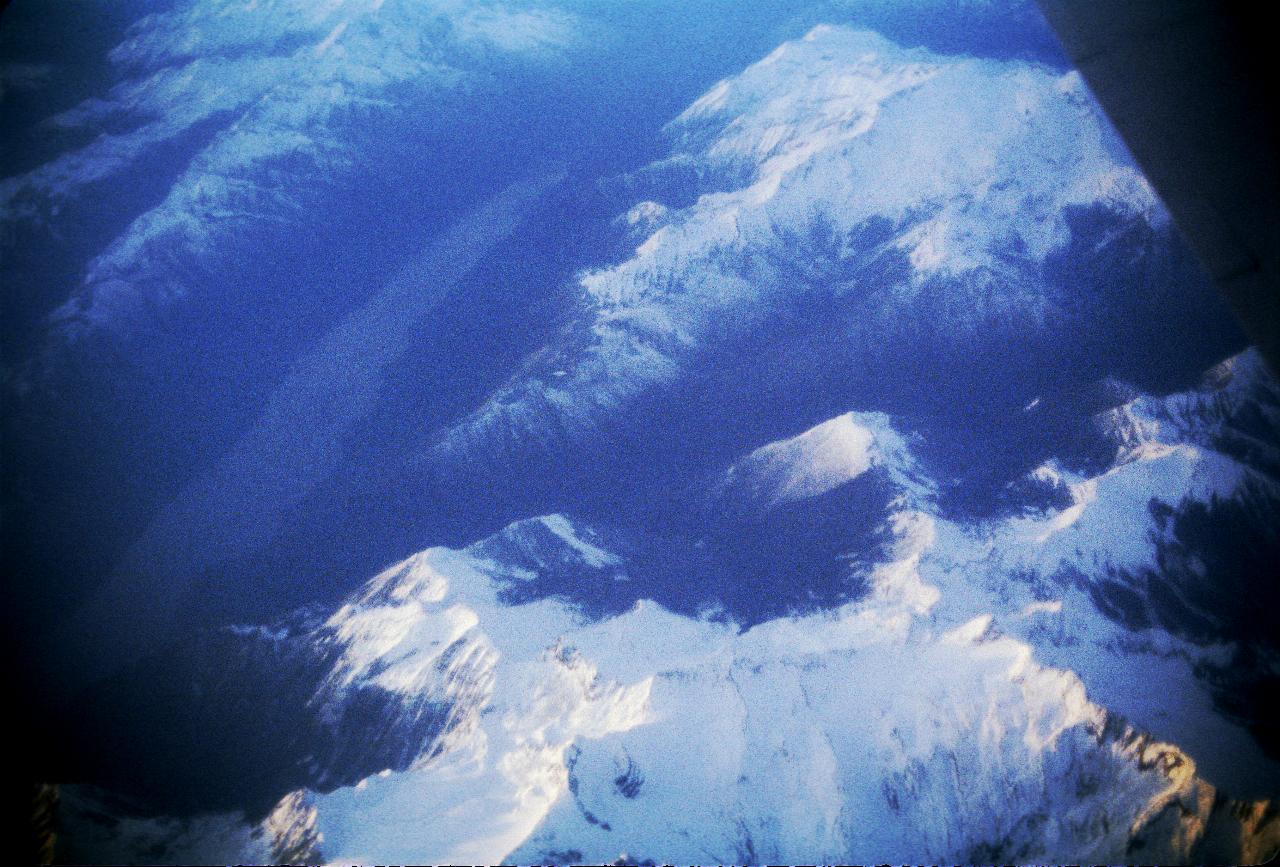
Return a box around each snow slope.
[716,410,926,509]
[940,348,1280,794]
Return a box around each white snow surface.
[718,410,928,509]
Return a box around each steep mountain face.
[59,356,1280,863]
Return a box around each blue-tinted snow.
[3,2,1277,858]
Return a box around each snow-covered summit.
[718,410,928,510]
[596,23,1157,317]
[435,24,1182,482]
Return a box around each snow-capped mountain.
[58,352,1280,864]
[15,11,1278,864]
[430,24,1229,492]
[715,410,927,511]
